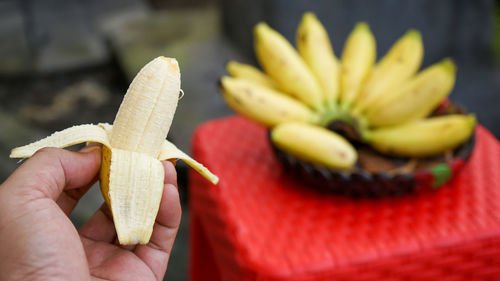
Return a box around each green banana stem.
[318,108,371,143]
[319,108,344,127]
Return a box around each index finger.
[1,146,101,202]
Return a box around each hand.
[0,145,181,281]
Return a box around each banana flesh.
[271,123,357,169]
[110,57,180,158]
[296,12,340,109]
[220,76,319,127]
[254,23,324,111]
[364,114,476,157]
[340,22,376,109]
[10,57,218,245]
[353,30,423,114]
[365,59,456,127]
[100,146,164,244]
[226,60,278,89]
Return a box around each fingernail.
[80,144,101,153]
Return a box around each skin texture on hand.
[0,146,181,281]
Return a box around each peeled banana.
[226,60,278,89]
[365,58,456,127]
[220,76,319,127]
[10,57,218,245]
[339,22,376,110]
[296,12,340,110]
[364,114,476,157]
[271,122,357,169]
[254,22,325,111]
[353,29,423,114]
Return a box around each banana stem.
[319,108,372,143]
[319,108,343,127]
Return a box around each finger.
[56,180,97,216]
[3,146,101,202]
[164,160,178,188]
[134,161,181,280]
[56,144,102,215]
[79,203,116,243]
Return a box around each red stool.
[189,116,500,281]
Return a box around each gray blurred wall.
[221,0,494,66]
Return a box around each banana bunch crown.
[220,12,475,171]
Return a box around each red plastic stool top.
[189,116,500,281]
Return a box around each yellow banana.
[353,29,423,114]
[220,76,319,127]
[296,12,340,109]
[10,57,218,245]
[339,22,376,109]
[226,60,278,89]
[365,58,456,127]
[254,22,324,111]
[271,122,357,169]
[364,114,475,157]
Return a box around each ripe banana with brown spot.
[353,29,423,115]
[226,60,278,89]
[254,22,324,111]
[219,76,319,127]
[296,12,340,110]
[364,114,475,157]
[339,22,376,110]
[271,122,357,170]
[10,57,218,245]
[365,58,456,127]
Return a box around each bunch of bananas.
[220,12,476,170]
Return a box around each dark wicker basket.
[270,134,475,198]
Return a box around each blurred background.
[0,0,498,280]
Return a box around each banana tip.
[354,22,370,31]
[226,60,237,73]
[302,11,317,21]
[468,114,477,128]
[441,58,457,73]
[406,29,422,39]
[157,56,179,72]
[254,22,270,34]
[218,76,232,89]
[211,177,219,185]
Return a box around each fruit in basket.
[220,76,320,127]
[219,12,475,173]
[272,123,357,169]
[10,57,218,245]
[254,22,324,111]
[352,29,423,115]
[339,22,376,110]
[364,114,476,157]
[226,60,278,89]
[296,12,340,110]
[364,58,457,127]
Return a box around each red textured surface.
[189,116,500,281]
